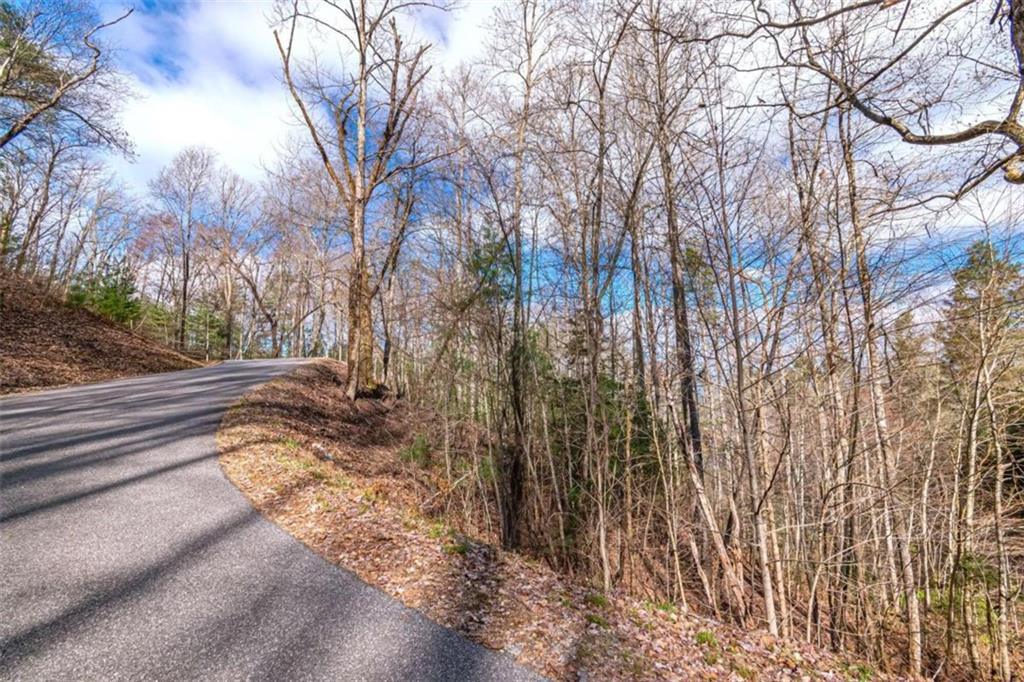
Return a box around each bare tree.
[0,0,132,152]
[274,0,446,398]
[150,147,215,349]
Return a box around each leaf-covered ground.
[218,360,891,681]
[0,276,201,394]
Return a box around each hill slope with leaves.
[0,276,202,394]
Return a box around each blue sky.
[90,0,1020,256]
[98,0,496,191]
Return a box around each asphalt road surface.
[1,361,541,681]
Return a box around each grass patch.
[443,540,469,556]
[585,613,610,629]
[844,662,874,681]
[695,630,718,648]
[427,522,450,539]
[276,453,313,471]
[328,473,352,489]
[644,600,677,614]
[733,662,755,680]
[313,492,333,512]
[360,482,386,505]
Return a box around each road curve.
[0,360,540,681]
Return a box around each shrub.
[399,434,431,467]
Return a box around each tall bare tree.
[275,0,444,398]
[150,147,215,349]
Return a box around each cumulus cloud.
[100,1,288,191]
[99,1,494,193]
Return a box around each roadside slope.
[219,360,885,681]
[0,277,201,394]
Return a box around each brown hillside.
[0,276,202,394]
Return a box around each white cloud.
[100,1,496,194]
[409,0,498,71]
[100,1,288,191]
[107,69,293,189]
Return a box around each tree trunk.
[841,109,921,676]
[178,249,190,349]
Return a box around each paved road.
[0,361,540,681]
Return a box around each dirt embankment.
[218,360,889,681]
[0,277,202,394]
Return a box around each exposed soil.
[0,276,202,394]
[218,360,891,681]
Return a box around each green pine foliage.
[67,264,141,325]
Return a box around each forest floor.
[0,276,202,394]
[218,360,892,681]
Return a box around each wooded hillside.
[2,0,1022,678]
